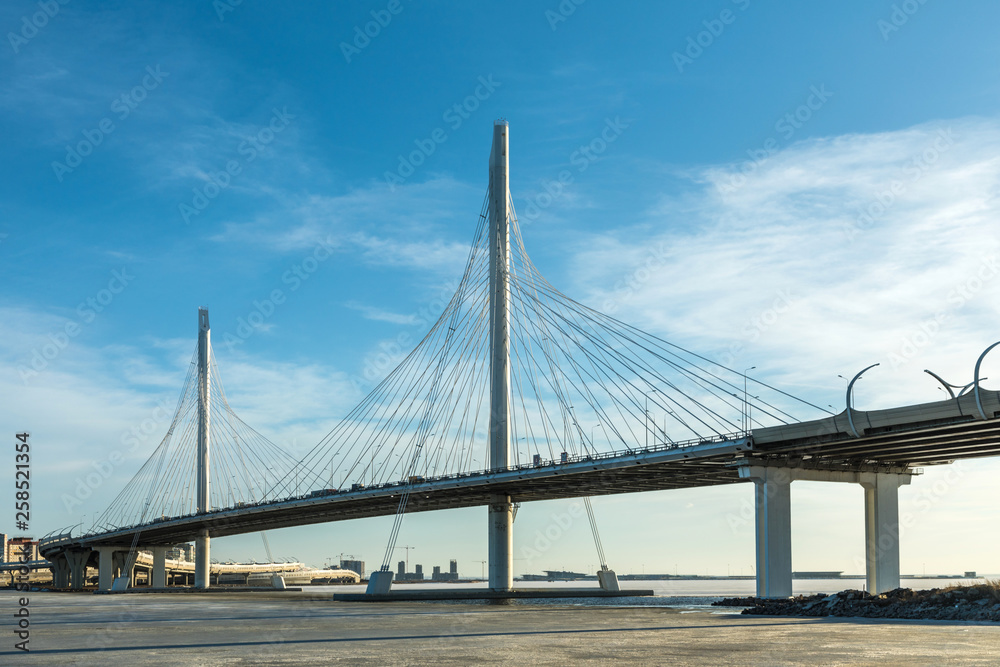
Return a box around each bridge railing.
[73,431,749,537]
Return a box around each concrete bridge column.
[66,550,90,589]
[861,473,908,594]
[151,547,167,588]
[488,494,513,591]
[195,529,210,589]
[750,468,793,598]
[51,553,70,588]
[96,547,117,591]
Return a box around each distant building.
[431,559,459,581]
[340,559,365,577]
[167,543,195,562]
[396,561,425,581]
[5,537,38,561]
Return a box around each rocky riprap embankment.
[713,586,1000,621]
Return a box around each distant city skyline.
[2,1,1000,578]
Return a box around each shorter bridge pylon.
[195,307,211,589]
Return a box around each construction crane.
[394,545,416,572]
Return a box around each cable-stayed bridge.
[41,122,1000,598]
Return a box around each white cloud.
[345,302,420,326]
[212,176,480,267]
[569,117,1000,412]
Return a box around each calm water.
[307,577,987,608]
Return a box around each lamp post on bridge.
[743,366,756,433]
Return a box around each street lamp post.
[744,366,756,432]
[644,394,651,449]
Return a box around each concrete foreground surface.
[3,590,1000,665]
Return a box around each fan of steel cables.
[286,191,832,498]
[92,344,301,532]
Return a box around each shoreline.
[714,583,1000,622]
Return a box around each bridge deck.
[41,390,1000,557]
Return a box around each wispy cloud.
[345,301,420,326]
[569,117,1000,410]
[212,176,479,271]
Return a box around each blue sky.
[3,0,1000,577]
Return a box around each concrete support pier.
[151,546,167,589]
[488,494,513,591]
[862,473,907,594]
[740,464,913,599]
[51,553,70,588]
[195,529,210,589]
[97,547,116,591]
[750,468,792,598]
[66,550,90,590]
